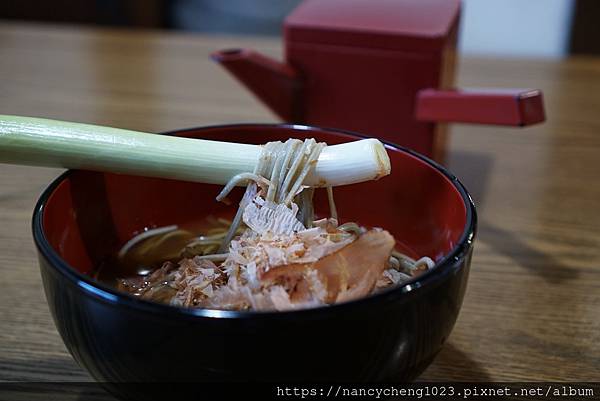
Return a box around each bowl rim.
[32,123,477,319]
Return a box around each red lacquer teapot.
[212,0,545,162]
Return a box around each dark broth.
[94,216,231,285]
[94,217,420,291]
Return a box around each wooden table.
[0,22,599,384]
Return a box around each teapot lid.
[285,0,460,53]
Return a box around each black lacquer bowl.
[32,125,476,398]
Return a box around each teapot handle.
[416,88,545,126]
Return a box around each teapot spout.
[211,49,303,122]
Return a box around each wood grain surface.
[0,22,599,384]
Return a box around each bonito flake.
[120,193,397,311]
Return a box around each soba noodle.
[111,138,435,311]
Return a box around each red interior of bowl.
[41,125,467,276]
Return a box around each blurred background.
[1,0,598,57]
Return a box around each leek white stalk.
[0,115,390,187]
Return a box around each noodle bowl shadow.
[32,124,476,394]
